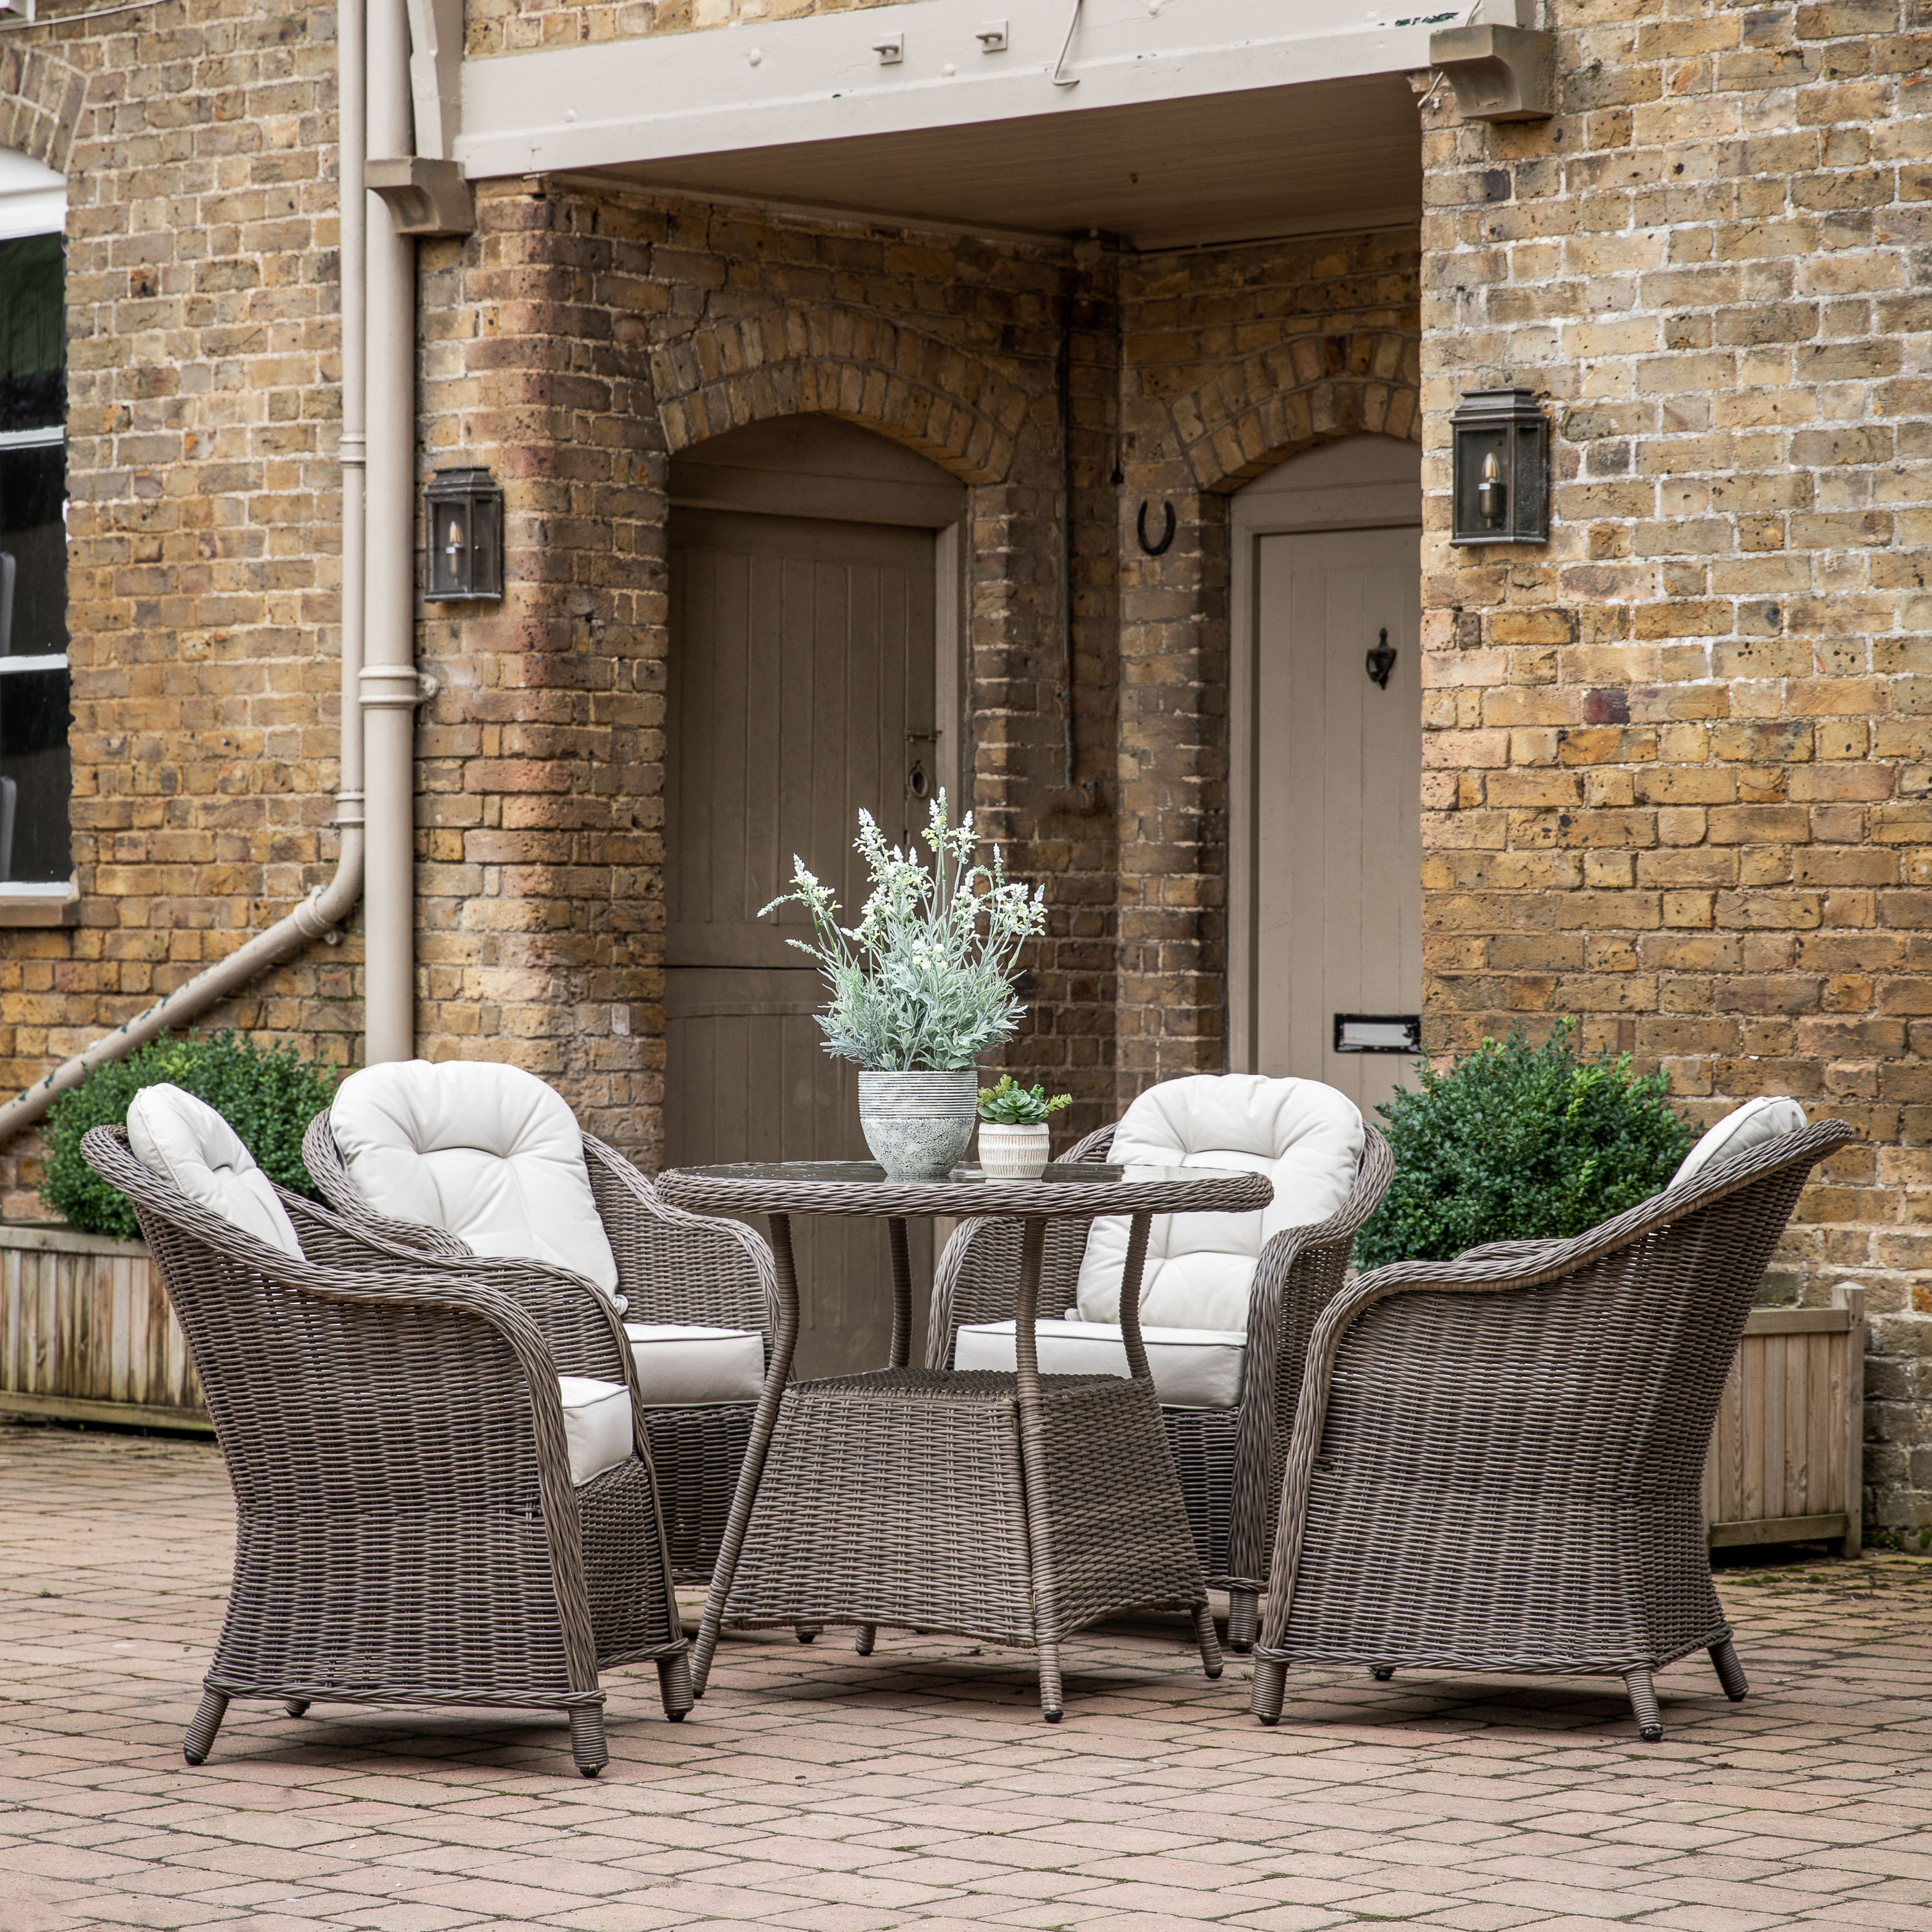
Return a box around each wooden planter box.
[0,1222,209,1432]
[1703,1287,1864,1557]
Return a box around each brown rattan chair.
[304,1094,777,1584]
[1250,1116,1856,1741]
[83,1117,694,1777]
[928,1113,1393,1651]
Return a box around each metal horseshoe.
[1136,499,1176,556]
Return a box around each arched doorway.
[664,415,966,1375]
[1228,436,1423,1115]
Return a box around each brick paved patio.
[3,1423,1930,1932]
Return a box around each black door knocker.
[1136,499,1176,556]
[1366,628,1397,689]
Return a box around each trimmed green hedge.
[1354,1019,1693,1270]
[39,1031,340,1240]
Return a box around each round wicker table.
[657,1159,1273,1721]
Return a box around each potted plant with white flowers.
[761,794,1048,1181]
[976,1075,1071,1182]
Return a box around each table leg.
[854,1215,917,1660]
[692,1209,800,1696]
[1010,1216,1064,1720]
[1116,1208,1221,1682]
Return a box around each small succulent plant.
[976,1075,1072,1126]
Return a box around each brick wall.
[1419,0,1932,1535]
[0,6,357,1220]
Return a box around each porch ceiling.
[583,72,1423,251]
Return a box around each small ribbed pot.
[978,1121,1052,1182]
[857,1070,980,1181]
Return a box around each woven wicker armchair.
[304,1086,777,1584]
[928,1110,1393,1651]
[83,1118,694,1778]
[1251,1116,1855,1741]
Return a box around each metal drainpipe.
[358,0,419,1066]
[0,0,370,1147]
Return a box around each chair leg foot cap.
[665,1710,687,1722]
[579,1764,603,1777]
[1726,1691,1748,1704]
[1370,1667,1395,1681]
[1256,1714,1279,1728]
[795,1631,817,1645]
[183,1751,204,1765]
[1042,1710,1062,1724]
[1205,1665,1223,1680]
[1639,1728,1663,1743]
[1227,1640,1252,1654]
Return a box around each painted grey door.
[1253,522,1423,1114]
[666,507,938,1377]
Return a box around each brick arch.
[650,309,1030,486]
[1174,327,1421,493]
[0,43,87,176]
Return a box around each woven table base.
[721,1367,1216,1714]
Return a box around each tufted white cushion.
[1074,1075,1363,1333]
[954,1318,1247,1410]
[127,1084,304,1259]
[625,1324,766,1405]
[1672,1095,1808,1188]
[329,1061,620,1296]
[557,1376,634,1486]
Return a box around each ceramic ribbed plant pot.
[857,1070,979,1181]
[978,1122,1052,1181]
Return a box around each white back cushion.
[1673,1096,1807,1188]
[1075,1074,1365,1332]
[955,1318,1247,1410]
[329,1061,620,1294]
[126,1083,304,1259]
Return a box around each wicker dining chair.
[302,1062,777,1583]
[1250,1115,1857,1741]
[929,1080,1394,1651]
[83,1103,694,1777]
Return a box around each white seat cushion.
[126,1084,304,1259]
[329,1061,620,1296]
[1673,1096,1808,1188]
[954,1318,1247,1410]
[625,1324,765,1406]
[558,1376,634,1486]
[1075,1074,1364,1332]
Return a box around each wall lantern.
[424,466,504,601]
[1450,388,1549,547]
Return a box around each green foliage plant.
[977,1075,1072,1125]
[1353,1019,1692,1270]
[761,793,1049,1072]
[39,1030,341,1240]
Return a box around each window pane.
[0,233,64,433]
[0,440,66,657]
[0,663,70,883]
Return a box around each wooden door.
[1253,522,1423,1114]
[665,507,938,1377]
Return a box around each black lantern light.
[1450,387,1549,546]
[424,466,504,601]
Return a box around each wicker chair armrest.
[924,1122,1117,1366]
[582,1137,780,1341]
[278,1187,636,1388]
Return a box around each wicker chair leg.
[1037,1641,1064,1723]
[570,1708,609,1777]
[795,1623,821,1644]
[1251,1657,1287,1726]
[1369,1666,1394,1681]
[183,1689,228,1765]
[1624,1669,1664,1743]
[658,1653,694,1722]
[1225,1589,1258,1653]
[1709,1637,1749,1702]
[283,1699,310,1718]
[853,1625,876,1656]
[1192,1604,1224,1680]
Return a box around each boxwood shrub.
[1353,1019,1693,1270]
[39,1031,340,1240]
